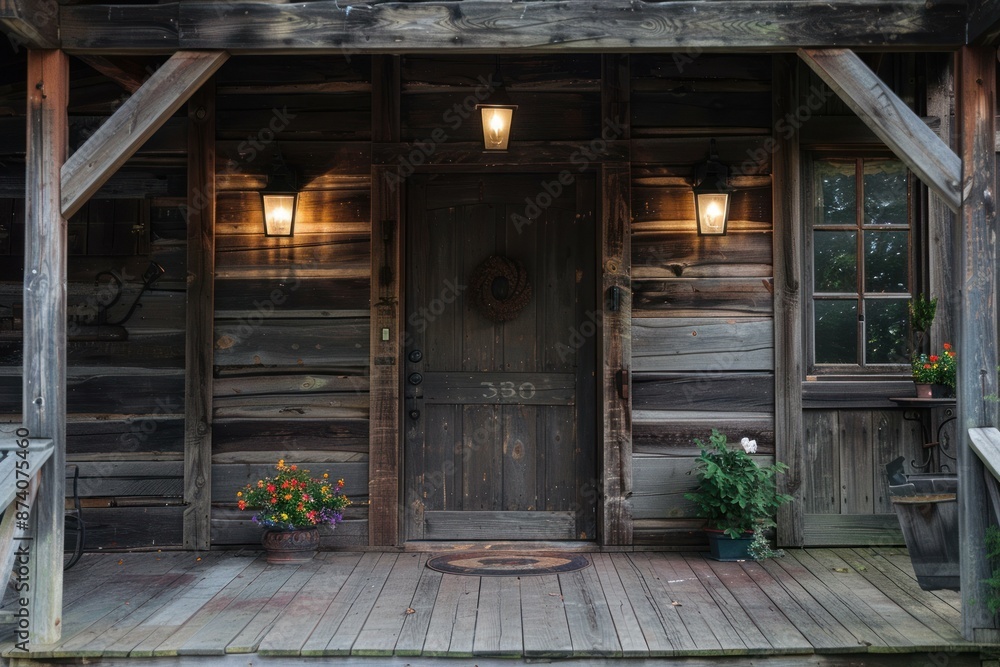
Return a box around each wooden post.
[183,80,216,550]
[956,45,1000,642]
[598,54,632,546]
[599,162,632,546]
[23,48,68,645]
[369,56,401,547]
[926,54,958,351]
[772,55,804,547]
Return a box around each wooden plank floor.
[0,548,983,665]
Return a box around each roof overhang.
[50,0,967,55]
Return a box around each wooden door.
[404,173,597,541]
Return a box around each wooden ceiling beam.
[799,48,963,213]
[60,50,228,219]
[58,0,966,54]
[0,0,57,49]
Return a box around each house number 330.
[480,381,536,400]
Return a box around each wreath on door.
[468,255,532,323]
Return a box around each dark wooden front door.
[404,173,597,541]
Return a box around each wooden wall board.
[215,94,372,142]
[632,373,774,412]
[214,277,370,314]
[632,317,773,372]
[213,317,369,368]
[0,375,185,415]
[212,419,368,453]
[631,90,771,132]
[82,506,185,549]
[214,232,371,275]
[215,54,373,88]
[0,336,186,368]
[215,141,373,180]
[631,229,773,279]
[632,412,774,455]
[66,418,186,458]
[632,277,774,317]
[630,137,772,174]
[401,54,600,92]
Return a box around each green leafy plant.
[985,524,1000,614]
[237,459,350,530]
[685,429,793,539]
[909,294,937,333]
[911,343,956,388]
[748,529,785,561]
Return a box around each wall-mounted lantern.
[476,60,517,151]
[261,168,298,237]
[693,139,732,236]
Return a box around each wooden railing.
[0,435,55,622]
[968,428,1000,517]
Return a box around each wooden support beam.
[24,47,68,645]
[799,48,963,213]
[60,50,228,219]
[182,79,215,551]
[773,54,804,548]
[58,1,966,54]
[599,54,631,546]
[0,0,57,49]
[956,45,1000,644]
[369,55,401,547]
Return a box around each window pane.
[814,231,857,292]
[866,299,909,364]
[814,161,856,226]
[863,160,907,225]
[864,230,909,293]
[815,300,858,364]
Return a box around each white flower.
[741,437,758,454]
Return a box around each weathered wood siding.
[628,54,777,546]
[210,56,372,546]
[0,191,189,547]
[793,58,933,546]
[0,51,946,550]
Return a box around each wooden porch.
[0,548,986,666]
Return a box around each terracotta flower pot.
[914,382,933,399]
[261,526,320,564]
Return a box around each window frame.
[803,151,916,377]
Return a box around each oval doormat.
[426,552,590,576]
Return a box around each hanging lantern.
[694,139,732,236]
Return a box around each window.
[807,156,911,372]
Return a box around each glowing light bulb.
[478,106,514,150]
